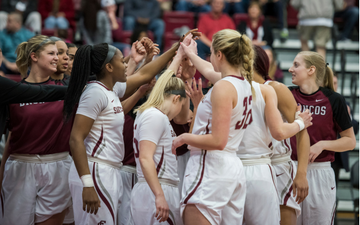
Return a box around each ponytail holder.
[326,62,329,67]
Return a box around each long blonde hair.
[212,29,255,96]
[16,35,56,77]
[135,70,186,113]
[298,51,334,91]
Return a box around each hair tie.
[326,62,329,67]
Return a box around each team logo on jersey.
[19,102,46,107]
[301,105,326,115]
[98,221,106,225]
[113,106,123,114]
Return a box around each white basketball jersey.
[189,75,252,154]
[264,80,292,156]
[133,107,179,182]
[237,81,273,159]
[77,81,126,164]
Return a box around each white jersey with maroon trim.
[76,81,127,164]
[133,107,179,182]
[264,80,292,156]
[189,75,252,154]
[237,81,273,159]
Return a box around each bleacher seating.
[163,11,195,50]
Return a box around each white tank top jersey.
[133,107,179,182]
[237,81,273,159]
[189,75,252,154]
[264,80,292,156]
[76,81,127,164]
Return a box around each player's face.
[55,41,69,74]
[66,47,77,75]
[289,54,309,86]
[36,44,59,76]
[111,49,127,83]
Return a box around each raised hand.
[180,39,198,57]
[186,77,203,109]
[131,41,146,64]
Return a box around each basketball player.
[254,45,310,225]
[131,41,192,224]
[0,35,73,225]
[180,42,312,225]
[172,29,253,225]
[289,51,356,225]
[64,30,200,225]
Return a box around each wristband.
[81,174,94,187]
[294,119,305,131]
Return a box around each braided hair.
[63,43,109,121]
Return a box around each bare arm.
[69,115,101,215]
[173,80,234,151]
[269,81,309,203]
[309,127,356,163]
[262,84,312,141]
[138,140,169,222]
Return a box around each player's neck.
[51,72,64,80]
[299,81,319,95]
[253,73,265,84]
[220,64,241,79]
[157,100,172,120]
[25,68,50,83]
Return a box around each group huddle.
[0,28,355,225]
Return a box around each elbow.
[350,137,357,150]
[272,130,286,141]
[217,140,228,150]
[69,135,79,154]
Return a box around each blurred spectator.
[158,0,173,11]
[38,0,74,29]
[101,0,119,30]
[262,45,283,82]
[334,0,359,41]
[0,49,4,77]
[80,0,130,55]
[260,0,288,42]
[130,27,149,44]
[197,0,235,59]
[123,0,165,50]
[223,0,250,14]
[0,0,41,34]
[65,43,77,76]
[291,0,343,59]
[0,12,34,74]
[237,1,273,47]
[176,0,211,13]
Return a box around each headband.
[166,89,187,98]
[101,45,117,69]
[33,36,62,53]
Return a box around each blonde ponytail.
[135,70,186,113]
[212,29,255,97]
[324,65,335,91]
[15,35,56,78]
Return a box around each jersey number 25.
[235,96,253,130]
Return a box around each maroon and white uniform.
[181,76,250,225]
[131,107,181,225]
[264,80,301,217]
[68,81,126,225]
[237,81,280,225]
[118,114,137,225]
[289,86,352,225]
[0,79,73,225]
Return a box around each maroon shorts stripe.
[91,127,104,157]
[284,139,291,153]
[283,185,293,205]
[331,202,336,225]
[184,151,207,204]
[92,163,115,223]
[167,217,174,225]
[156,147,165,174]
